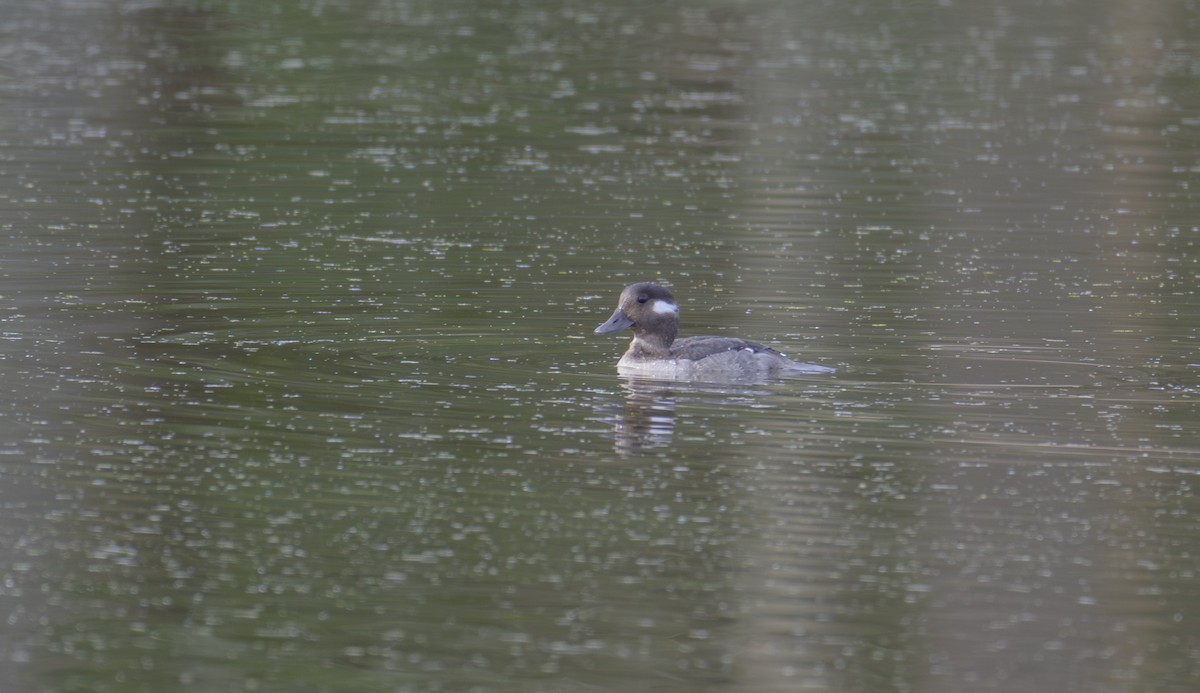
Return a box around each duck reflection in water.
[611,378,678,456]
[605,377,786,456]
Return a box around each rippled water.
[2,1,1198,692]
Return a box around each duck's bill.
[594,308,634,334]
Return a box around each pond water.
[2,1,1198,692]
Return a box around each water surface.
[1,1,1198,692]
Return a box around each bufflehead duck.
[594,282,834,380]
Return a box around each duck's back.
[674,335,834,377]
[669,335,782,362]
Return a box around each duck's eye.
[637,294,648,304]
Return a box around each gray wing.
[669,335,785,361]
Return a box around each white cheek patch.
[652,300,679,315]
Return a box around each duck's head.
[594,282,680,348]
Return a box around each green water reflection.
[1,1,1198,692]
